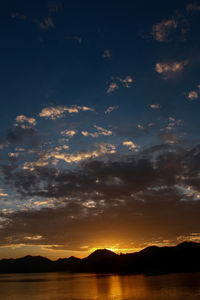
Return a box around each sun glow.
[89,245,141,254]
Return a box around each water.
[0,272,200,300]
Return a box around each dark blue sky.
[0,0,200,258]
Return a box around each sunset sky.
[0,0,200,259]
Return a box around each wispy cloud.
[150,104,161,109]
[186,2,200,11]
[36,17,55,30]
[105,106,118,114]
[122,140,140,152]
[102,50,111,58]
[81,131,99,138]
[94,125,112,136]
[0,189,8,197]
[152,15,188,42]
[155,60,188,78]
[49,143,116,163]
[159,132,179,144]
[39,105,94,119]
[81,125,112,138]
[15,115,37,126]
[188,90,198,100]
[152,19,179,42]
[11,12,27,20]
[117,76,133,88]
[60,130,77,137]
[48,0,62,14]
[107,76,133,93]
[74,36,83,44]
[107,82,118,94]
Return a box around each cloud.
[188,90,198,100]
[36,17,55,30]
[74,36,83,44]
[150,104,161,109]
[105,106,118,114]
[102,50,111,58]
[11,12,27,20]
[137,124,144,129]
[159,132,179,144]
[155,60,188,78]
[49,143,116,164]
[107,82,118,94]
[48,0,62,14]
[65,36,83,45]
[2,144,200,252]
[93,125,112,136]
[122,140,140,151]
[15,115,37,126]
[152,15,188,42]
[21,143,116,170]
[81,131,99,138]
[0,189,8,197]
[81,126,112,138]
[60,130,77,137]
[159,117,183,136]
[107,76,133,93]
[0,127,38,149]
[117,76,133,88]
[187,3,200,11]
[152,19,178,42]
[39,105,94,119]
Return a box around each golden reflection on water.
[0,272,200,300]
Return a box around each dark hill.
[0,242,200,275]
[82,249,119,272]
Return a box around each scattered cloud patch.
[48,0,62,14]
[152,15,188,42]
[150,104,161,109]
[51,143,116,163]
[15,115,37,126]
[24,235,43,241]
[74,36,83,44]
[152,19,178,42]
[117,76,133,88]
[102,50,111,58]
[81,131,99,138]
[11,12,27,20]
[107,82,118,94]
[159,132,179,144]
[155,60,188,78]
[36,17,55,30]
[61,130,77,137]
[137,124,144,129]
[161,116,183,132]
[105,106,118,114]
[81,126,112,138]
[39,105,94,119]
[187,2,200,11]
[107,76,133,93]
[94,125,112,136]
[188,90,198,100]
[0,189,8,197]
[122,140,140,152]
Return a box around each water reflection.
[0,272,200,299]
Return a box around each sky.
[0,0,200,259]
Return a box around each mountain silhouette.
[0,242,200,275]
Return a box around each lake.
[0,272,200,300]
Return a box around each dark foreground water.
[0,272,200,300]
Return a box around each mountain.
[82,249,119,272]
[0,242,200,275]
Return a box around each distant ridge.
[0,242,200,275]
